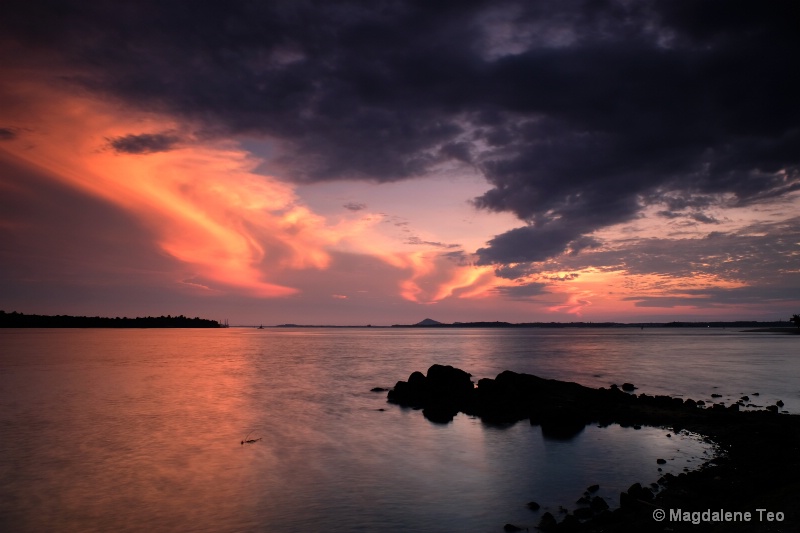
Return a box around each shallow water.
[0,327,795,532]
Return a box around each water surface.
[1,327,795,531]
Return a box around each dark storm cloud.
[3,0,798,265]
[107,133,181,154]
[493,282,549,300]
[656,210,719,224]
[405,236,460,249]
[624,285,800,309]
[342,202,367,212]
[543,218,800,289]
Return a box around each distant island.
[0,311,224,328]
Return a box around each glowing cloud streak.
[0,81,340,296]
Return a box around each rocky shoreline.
[386,365,799,532]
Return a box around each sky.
[1,0,799,326]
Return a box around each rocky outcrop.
[387,364,474,423]
[386,364,800,531]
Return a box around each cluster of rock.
[384,364,800,531]
[386,364,766,436]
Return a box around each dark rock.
[741,395,750,401]
[370,387,388,392]
[573,507,593,519]
[539,408,587,440]
[408,370,427,387]
[590,496,609,512]
[526,501,540,511]
[576,496,590,505]
[558,514,580,531]
[422,404,459,424]
[777,400,784,407]
[766,404,778,412]
[538,512,558,531]
[711,393,723,398]
[657,458,667,464]
[586,484,600,493]
[503,524,524,532]
[620,482,653,509]
[621,383,636,392]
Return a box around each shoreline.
[386,365,799,532]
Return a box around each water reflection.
[0,328,762,532]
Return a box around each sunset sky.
[1,1,798,325]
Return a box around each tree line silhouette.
[0,311,222,328]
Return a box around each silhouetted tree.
[792,314,800,329]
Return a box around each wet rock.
[711,393,723,398]
[422,404,459,424]
[576,495,590,505]
[590,496,609,512]
[388,365,474,422]
[620,482,654,509]
[777,400,785,407]
[657,458,667,464]
[573,507,593,519]
[538,512,557,531]
[526,501,540,511]
[741,395,749,402]
[559,514,580,531]
[766,404,778,413]
[503,524,524,532]
[539,408,588,440]
[586,484,600,493]
[621,383,636,392]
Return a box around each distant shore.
[0,311,223,328]
[269,320,797,330]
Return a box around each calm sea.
[1,327,797,532]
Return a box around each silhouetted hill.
[0,311,223,328]
[414,318,443,326]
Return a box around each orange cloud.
[0,79,340,297]
[375,250,509,304]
